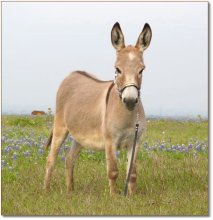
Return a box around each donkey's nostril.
[123,97,138,111]
[123,97,138,105]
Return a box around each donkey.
[44,22,152,196]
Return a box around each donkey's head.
[111,22,152,111]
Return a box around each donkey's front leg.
[127,143,140,195]
[105,143,118,196]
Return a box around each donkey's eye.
[139,69,144,75]
[116,67,122,74]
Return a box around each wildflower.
[201,145,207,152]
[86,150,95,154]
[3,147,10,154]
[195,145,201,152]
[12,152,18,160]
[188,143,193,149]
[177,145,182,151]
[22,151,31,157]
[172,145,177,152]
[25,141,31,147]
[159,144,164,151]
[193,152,197,159]
[115,151,120,158]
[2,136,6,144]
[64,145,70,151]
[38,149,44,155]
[149,146,154,151]
[184,149,189,154]
[172,145,176,149]
[61,156,65,162]
[1,160,6,168]
[143,142,148,148]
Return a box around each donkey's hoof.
[44,188,50,193]
[43,185,50,193]
[110,190,117,197]
[67,186,74,194]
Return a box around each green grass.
[1,115,208,216]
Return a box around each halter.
[117,83,141,99]
[114,73,141,99]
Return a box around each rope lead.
[124,123,139,196]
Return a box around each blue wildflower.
[115,151,120,158]
[143,142,148,148]
[188,143,193,149]
[25,141,31,147]
[195,145,201,152]
[64,145,70,151]
[12,152,18,160]
[1,160,6,168]
[38,148,43,155]
[4,146,12,154]
[61,156,65,162]
[23,151,31,157]
[171,145,177,152]
[177,145,182,151]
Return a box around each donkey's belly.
[70,130,105,151]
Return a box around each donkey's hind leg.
[44,119,68,191]
[65,140,82,193]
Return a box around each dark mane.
[76,71,113,84]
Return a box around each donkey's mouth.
[123,98,138,111]
[125,103,136,111]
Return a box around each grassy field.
[1,115,208,216]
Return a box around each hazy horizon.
[2,2,208,118]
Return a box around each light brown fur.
[44,22,152,196]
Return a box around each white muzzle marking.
[121,86,138,103]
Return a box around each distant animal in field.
[31,110,46,116]
[44,22,152,196]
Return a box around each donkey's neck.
[105,84,139,128]
[113,84,139,112]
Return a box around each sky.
[2,2,208,117]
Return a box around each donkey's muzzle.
[118,83,140,111]
[123,97,138,110]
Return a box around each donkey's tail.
[44,129,53,150]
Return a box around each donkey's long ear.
[135,23,152,52]
[111,22,125,51]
